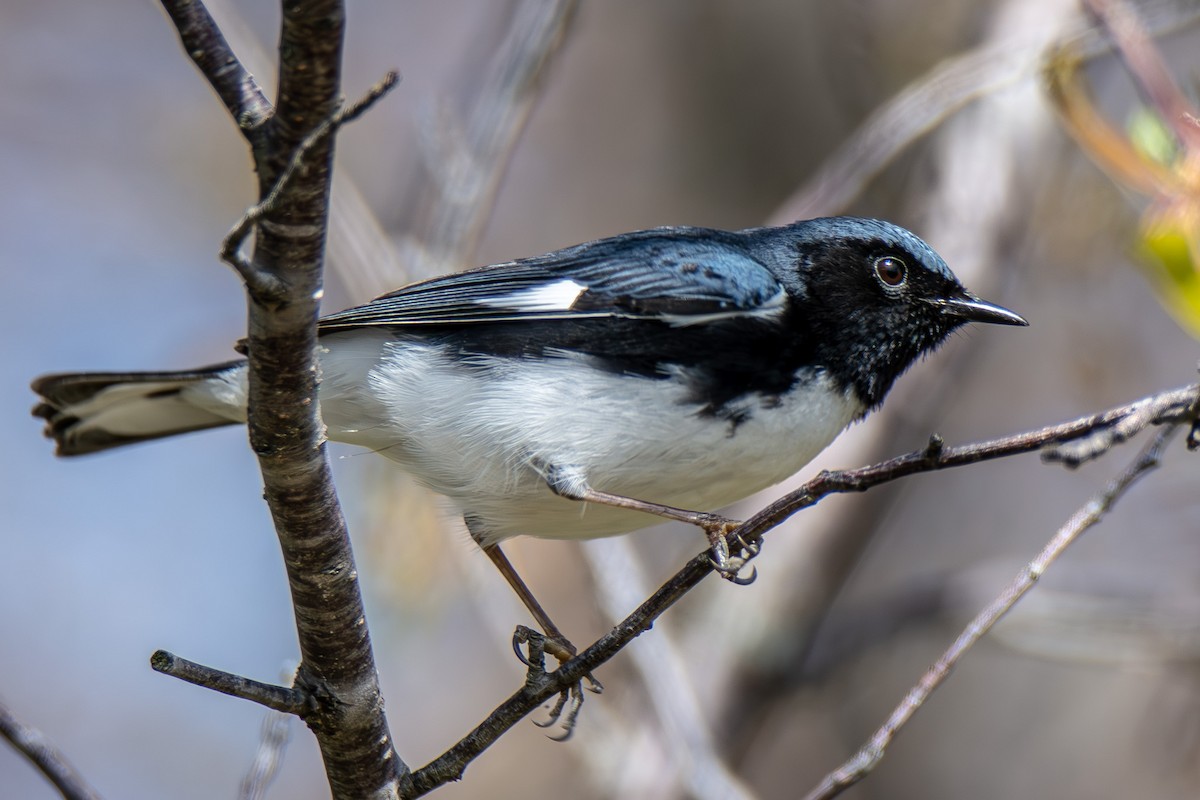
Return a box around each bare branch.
[159,0,272,130]
[0,696,104,800]
[801,424,1179,800]
[736,382,1199,545]
[220,70,400,294]
[157,0,405,795]
[150,650,310,716]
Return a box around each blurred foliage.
[1046,44,1200,338]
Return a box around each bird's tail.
[31,361,247,456]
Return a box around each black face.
[794,235,1000,409]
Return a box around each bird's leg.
[482,543,577,661]
[543,464,757,583]
[473,536,602,739]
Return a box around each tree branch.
[157,1,404,796]
[150,651,310,716]
[159,0,272,130]
[0,696,104,800]
[220,70,399,293]
[801,423,1179,800]
[736,382,1199,545]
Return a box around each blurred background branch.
[0,698,103,800]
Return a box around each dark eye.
[874,256,907,288]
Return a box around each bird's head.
[767,217,1027,409]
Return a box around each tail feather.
[32,361,246,456]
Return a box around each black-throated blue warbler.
[32,216,1025,663]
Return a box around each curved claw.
[708,554,739,574]
[728,564,757,586]
[707,554,758,586]
[550,688,584,741]
[533,690,570,730]
[511,625,548,670]
[534,684,584,741]
[546,714,576,742]
[734,533,761,558]
[512,633,535,668]
[547,727,574,742]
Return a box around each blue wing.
[318,227,787,332]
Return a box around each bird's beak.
[935,291,1028,326]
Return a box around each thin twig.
[0,696,104,800]
[1043,383,1187,465]
[193,0,410,302]
[220,70,400,294]
[801,424,1179,800]
[735,382,1199,545]
[158,0,272,130]
[150,651,311,716]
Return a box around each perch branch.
[736,382,1198,545]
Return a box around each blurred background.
[3,1,1199,798]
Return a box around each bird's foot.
[512,625,602,741]
[703,519,760,586]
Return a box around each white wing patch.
[476,279,587,312]
[661,286,788,327]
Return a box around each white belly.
[316,330,863,544]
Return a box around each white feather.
[475,278,587,312]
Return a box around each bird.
[32,216,1026,677]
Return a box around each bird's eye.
[874,256,907,288]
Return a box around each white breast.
[317,330,863,544]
